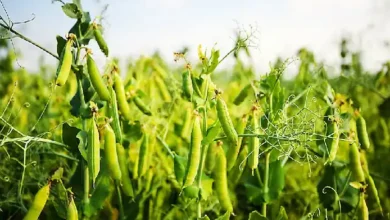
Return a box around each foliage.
[0,1,389,220]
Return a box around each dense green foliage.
[0,1,390,220]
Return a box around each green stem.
[255,168,263,187]
[156,135,175,158]
[2,136,68,147]
[116,181,125,220]
[196,77,211,219]
[0,23,59,59]
[262,152,270,217]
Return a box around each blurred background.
[4,0,390,75]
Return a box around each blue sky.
[4,0,390,75]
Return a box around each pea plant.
[0,1,389,220]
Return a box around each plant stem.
[262,152,270,217]
[156,135,175,158]
[0,23,59,59]
[116,181,125,220]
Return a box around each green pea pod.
[138,133,150,177]
[183,115,202,188]
[248,109,259,172]
[205,141,218,173]
[356,115,370,150]
[104,124,122,181]
[357,193,369,220]
[214,143,234,213]
[93,23,109,57]
[88,118,100,186]
[181,107,193,140]
[132,95,152,116]
[154,187,167,220]
[173,153,187,186]
[216,94,238,145]
[116,143,134,198]
[349,142,365,183]
[226,114,248,171]
[55,37,73,86]
[359,151,369,176]
[113,73,132,121]
[86,53,111,102]
[23,183,51,220]
[154,75,172,102]
[326,120,339,163]
[228,145,248,186]
[67,195,78,220]
[233,84,252,105]
[182,70,193,101]
[108,87,122,143]
[366,175,383,215]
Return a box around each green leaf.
[248,210,268,220]
[207,49,220,73]
[62,3,82,19]
[72,0,83,11]
[215,211,230,220]
[183,185,199,199]
[122,120,143,142]
[244,183,264,205]
[275,206,288,220]
[50,181,68,219]
[266,160,285,202]
[56,35,67,57]
[200,215,211,220]
[200,174,214,201]
[76,131,88,161]
[62,123,81,149]
[317,165,337,210]
[201,121,221,145]
[379,98,390,118]
[68,13,93,45]
[51,167,64,181]
[173,153,187,186]
[70,73,95,117]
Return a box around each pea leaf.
[317,165,337,210]
[50,181,68,219]
[84,168,114,217]
[202,121,221,146]
[215,211,230,220]
[244,183,264,205]
[72,0,83,11]
[62,123,81,150]
[379,98,390,118]
[207,49,220,74]
[266,160,285,202]
[51,167,64,181]
[123,120,143,142]
[200,174,214,201]
[56,35,67,57]
[76,130,88,161]
[248,210,268,220]
[275,206,288,220]
[62,3,82,19]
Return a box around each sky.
[3,0,390,76]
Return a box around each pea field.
[1,1,390,220]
